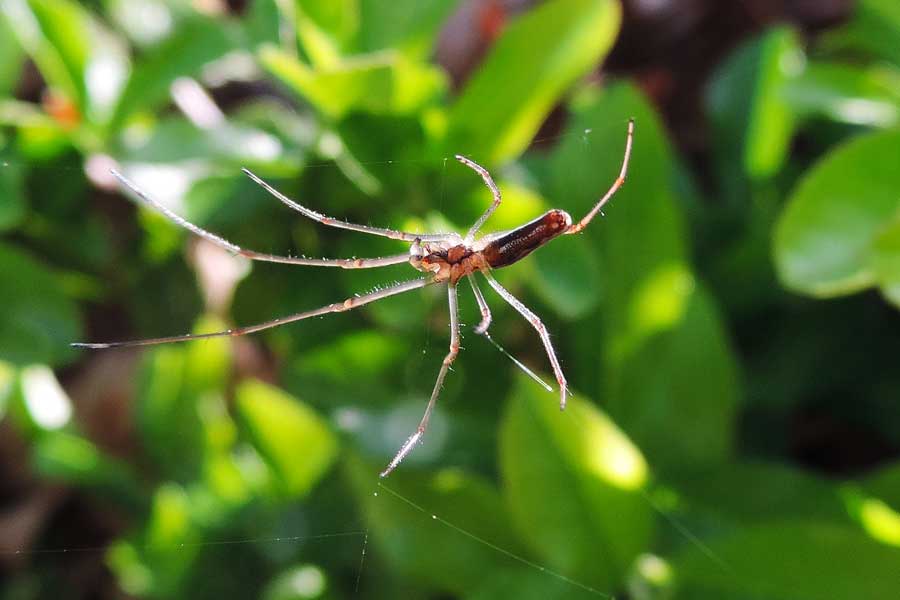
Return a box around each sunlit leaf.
[260,45,446,120]
[236,379,338,498]
[673,521,900,599]
[774,129,900,299]
[500,375,653,590]
[446,0,621,163]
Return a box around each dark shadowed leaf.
[0,243,80,366]
[347,458,523,595]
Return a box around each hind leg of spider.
[381,283,460,477]
[467,273,492,334]
[72,278,432,349]
[456,155,502,243]
[482,272,568,409]
[110,170,411,269]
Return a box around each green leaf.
[0,14,25,95]
[110,17,238,131]
[347,458,523,594]
[531,234,601,319]
[708,26,803,181]
[862,461,900,513]
[499,374,653,590]
[32,430,144,511]
[446,0,621,163]
[135,345,203,480]
[4,0,90,109]
[773,129,900,299]
[0,158,26,231]
[467,568,600,600]
[673,521,900,600]
[822,0,900,66]
[357,0,457,58]
[0,243,80,366]
[676,462,848,526]
[260,45,446,120]
[235,379,337,498]
[784,61,900,128]
[546,83,739,472]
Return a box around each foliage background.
[1,0,900,598]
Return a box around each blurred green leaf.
[500,374,653,590]
[774,129,900,300]
[33,430,144,511]
[446,0,621,163]
[0,243,80,366]
[0,158,26,230]
[0,13,25,95]
[3,0,89,109]
[862,461,900,513]
[110,17,238,131]
[467,568,600,600]
[357,0,456,58]
[673,521,900,599]
[260,45,446,120]
[708,26,803,181]
[135,345,204,480]
[236,379,337,498]
[676,462,848,525]
[108,483,199,597]
[531,235,601,319]
[547,83,739,472]
[262,564,330,600]
[822,0,900,65]
[347,459,522,594]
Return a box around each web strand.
[375,481,615,599]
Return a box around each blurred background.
[1,0,899,598]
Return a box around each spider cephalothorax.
[73,120,634,477]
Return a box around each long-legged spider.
[74,120,634,477]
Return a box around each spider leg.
[381,283,460,477]
[565,119,634,235]
[111,170,411,269]
[482,272,568,409]
[241,169,454,244]
[456,155,502,243]
[467,273,492,334]
[72,278,432,349]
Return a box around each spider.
[74,120,634,477]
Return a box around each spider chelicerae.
[74,120,634,476]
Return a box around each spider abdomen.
[482,209,572,269]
